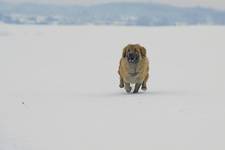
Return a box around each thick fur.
[118,44,149,93]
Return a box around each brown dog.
[118,44,149,93]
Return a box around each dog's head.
[122,44,146,64]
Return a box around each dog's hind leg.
[124,82,132,93]
[141,73,149,91]
[133,83,141,93]
[119,77,124,88]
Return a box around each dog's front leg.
[141,73,149,91]
[133,83,141,93]
[119,77,124,88]
[124,82,132,93]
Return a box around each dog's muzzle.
[127,53,139,64]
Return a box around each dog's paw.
[133,90,139,94]
[141,86,147,91]
[119,84,124,88]
[125,87,132,93]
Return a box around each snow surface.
[0,25,225,150]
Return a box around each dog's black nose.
[128,53,138,63]
[128,53,135,60]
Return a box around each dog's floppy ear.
[122,47,127,58]
[140,46,146,57]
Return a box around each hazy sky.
[1,0,225,10]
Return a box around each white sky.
[1,0,225,10]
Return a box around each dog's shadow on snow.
[86,90,200,98]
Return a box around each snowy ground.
[0,25,225,150]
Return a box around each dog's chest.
[126,75,140,84]
[126,64,140,83]
[127,64,138,73]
